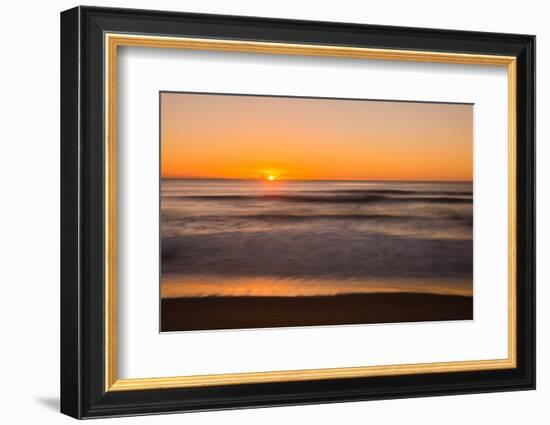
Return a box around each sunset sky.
[161,92,473,181]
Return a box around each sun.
[267,175,275,181]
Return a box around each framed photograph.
[60,6,535,419]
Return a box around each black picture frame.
[61,5,535,419]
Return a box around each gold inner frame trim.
[104,33,518,392]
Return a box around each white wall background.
[0,0,545,423]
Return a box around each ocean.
[160,179,473,299]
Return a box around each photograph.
[159,92,474,331]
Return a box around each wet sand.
[161,292,473,332]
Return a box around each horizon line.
[161,176,473,183]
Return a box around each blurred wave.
[161,179,473,297]
[171,193,472,204]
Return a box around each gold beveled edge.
[107,33,516,65]
[507,60,517,367]
[104,32,518,392]
[110,358,515,391]
[104,33,117,390]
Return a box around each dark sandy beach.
[161,292,473,332]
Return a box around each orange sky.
[161,92,472,181]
